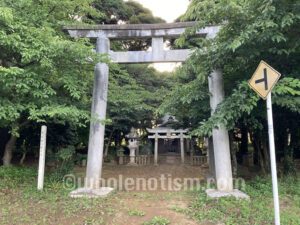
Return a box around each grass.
[0,166,113,224]
[0,166,299,225]
[128,209,146,216]
[142,216,171,225]
[183,174,300,225]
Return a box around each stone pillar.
[154,133,158,165]
[85,37,110,189]
[185,139,190,154]
[180,134,185,164]
[37,125,47,190]
[152,37,163,60]
[208,69,233,192]
[118,148,125,165]
[136,140,140,156]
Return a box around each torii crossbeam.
[63,22,219,63]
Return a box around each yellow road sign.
[249,61,281,100]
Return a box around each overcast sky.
[131,0,190,23]
[127,0,190,71]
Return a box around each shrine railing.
[119,155,153,166]
[135,155,153,165]
[191,155,207,166]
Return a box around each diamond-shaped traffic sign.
[249,61,281,100]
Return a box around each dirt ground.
[100,191,215,225]
[74,163,209,191]
[0,163,217,225]
[71,163,213,225]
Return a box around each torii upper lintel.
[62,22,219,39]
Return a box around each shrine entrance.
[147,127,189,165]
[63,22,234,196]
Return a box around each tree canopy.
[0,0,171,165]
[160,0,300,172]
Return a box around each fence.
[191,155,207,166]
[119,155,153,166]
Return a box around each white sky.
[132,0,190,23]
[126,0,191,72]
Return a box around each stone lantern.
[126,127,139,166]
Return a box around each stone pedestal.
[206,189,250,199]
[127,146,137,166]
[69,187,114,198]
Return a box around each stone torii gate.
[147,128,189,165]
[63,22,235,197]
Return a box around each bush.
[283,156,297,176]
[48,145,75,181]
[75,153,87,166]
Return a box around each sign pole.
[266,92,280,225]
[249,61,281,224]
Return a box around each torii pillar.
[62,22,245,198]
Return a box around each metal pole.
[37,125,47,190]
[267,92,280,225]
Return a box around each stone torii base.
[69,187,114,198]
[206,189,250,199]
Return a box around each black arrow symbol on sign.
[255,68,268,90]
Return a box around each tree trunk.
[104,130,114,158]
[229,132,237,177]
[2,120,30,166]
[257,146,266,175]
[240,126,248,154]
[2,135,17,167]
[19,152,27,165]
[262,140,270,171]
[251,133,266,176]
[290,130,300,150]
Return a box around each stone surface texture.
[85,37,109,188]
[208,69,233,192]
[206,189,250,199]
[69,187,114,198]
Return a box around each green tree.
[0,0,102,166]
[161,0,300,172]
[90,0,129,24]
